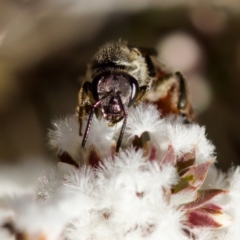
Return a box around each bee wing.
[129,44,194,122]
[136,46,169,77]
[131,46,158,57]
[145,72,194,123]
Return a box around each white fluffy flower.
[36,168,61,202]
[0,194,69,240]
[49,114,118,164]
[84,115,117,156]
[165,123,215,163]
[2,102,240,240]
[125,103,215,164]
[126,103,165,139]
[62,148,187,240]
[48,115,82,162]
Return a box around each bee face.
[91,72,139,122]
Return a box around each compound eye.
[128,76,139,107]
[91,73,106,101]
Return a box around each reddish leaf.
[180,161,212,189]
[148,145,157,161]
[182,189,227,210]
[172,175,193,193]
[176,150,196,172]
[187,208,232,229]
[161,145,176,165]
[187,209,223,228]
[201,203,222,212]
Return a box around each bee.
[77,40,194,152]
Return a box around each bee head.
[92,72,139,120]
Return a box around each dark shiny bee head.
[92,71,139,123]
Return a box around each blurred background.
[0,0,240,191]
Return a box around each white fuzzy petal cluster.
[36,168,61,202]
[2,102,240,240]
[48,103,215,165]
[126,103,164,138]
[202,165,227,190]
[61,148,187,240]
[126,103,214,163]
[166,123,215,163]
[49,114,117,163]
[48,115,82,161]
[84,115,116,152]
[0,194,70,240]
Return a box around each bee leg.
[116,93,128,152]
[116,116,127,152]
[77,87,85,136]
[82,94,109,147]
[175,72,191,124]
[135,85,149,104]
[77,81,92,136]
